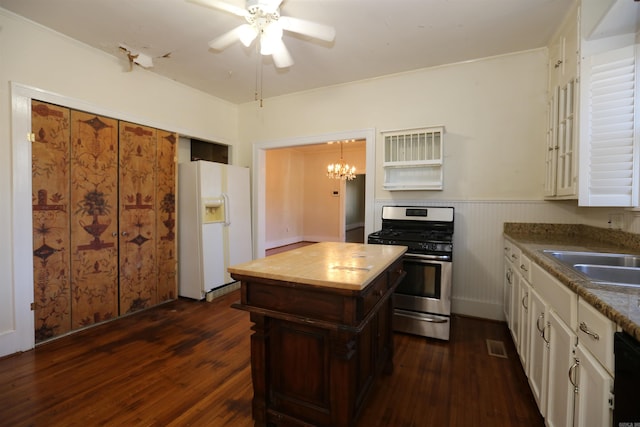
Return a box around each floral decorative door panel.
[156,130,177,302]
[31,101,178,341]
[69,110,119,329]
[31,101,72,342]
[119,121,157,314]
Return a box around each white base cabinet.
[546,310,577,427]
[573,344,613,427]
[505,238,617,427]
[527,287,549,418]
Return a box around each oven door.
[394,254,452,317]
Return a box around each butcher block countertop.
[504,223,640,341]
[227,242,407,291]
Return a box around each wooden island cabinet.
[229,242,406,427]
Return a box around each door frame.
[252,129,376,259]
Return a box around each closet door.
[119,122,157,313]
[156,130,178,302]
[69,110,119,328]
[31,101,72,342]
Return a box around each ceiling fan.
[188,0,336,68]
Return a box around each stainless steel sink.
[543,250,640,267]
[572,264,640,287]
[542,250,640,286]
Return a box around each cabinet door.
[118,122,158,314]
[527,288,549,417]
[156,130,177,302]
[517,278,530,370]
[546,310,577,427]
[556,79,577,197]
[573,344,613,427]
[559,9,579,88]
[503,262,513,326]
[545,86,559,197]
[70,110,119,328]
[31,101,72,342]
[510,270,521,348]
[578,45,638,207]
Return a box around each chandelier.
[327,141,356,180]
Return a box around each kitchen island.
[229,242,406,427]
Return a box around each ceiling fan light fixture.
[192,0,334,70]
[259,22,283,55]
[246,0,281,16]
[238,24,259,47]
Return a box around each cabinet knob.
[121,231,129,236]
[554,60,563,69]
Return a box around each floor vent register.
[486,339,508,358]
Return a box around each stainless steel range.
[368,206,454,340]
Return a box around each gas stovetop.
[368,206,454,256]
[368,206,454,255]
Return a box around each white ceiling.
[0,0,574,104]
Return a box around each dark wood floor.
[0,291,543,427]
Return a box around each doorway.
[345,174,366,243]
[252,129,376,259]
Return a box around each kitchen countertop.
[504,223,640,341]
[227,241,407,291]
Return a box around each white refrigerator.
[178,160,253,299]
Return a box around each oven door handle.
[404,253,451,262]
[395,309,449,323]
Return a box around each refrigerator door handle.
[222,192,230,226]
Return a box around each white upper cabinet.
[578,0,640,207]
[545,3,580,199]
[579,45,639,206]
[545,0,640,206]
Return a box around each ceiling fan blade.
[279,16,335,42]
[271,39,294,68]
[208,25,246,50]
[186,0,247,17]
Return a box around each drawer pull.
[579,322,600,341]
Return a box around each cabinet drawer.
[577,298,615,375]
[505,241,521,267]
[387,259,405,288]
[504,240,514,261]
[531,263,577,328]
[519,253,532,283]
[362,274,389,316]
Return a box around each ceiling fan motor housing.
[246,0,280,20]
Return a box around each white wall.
[0,9,238,357]
[238,49,548,201]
